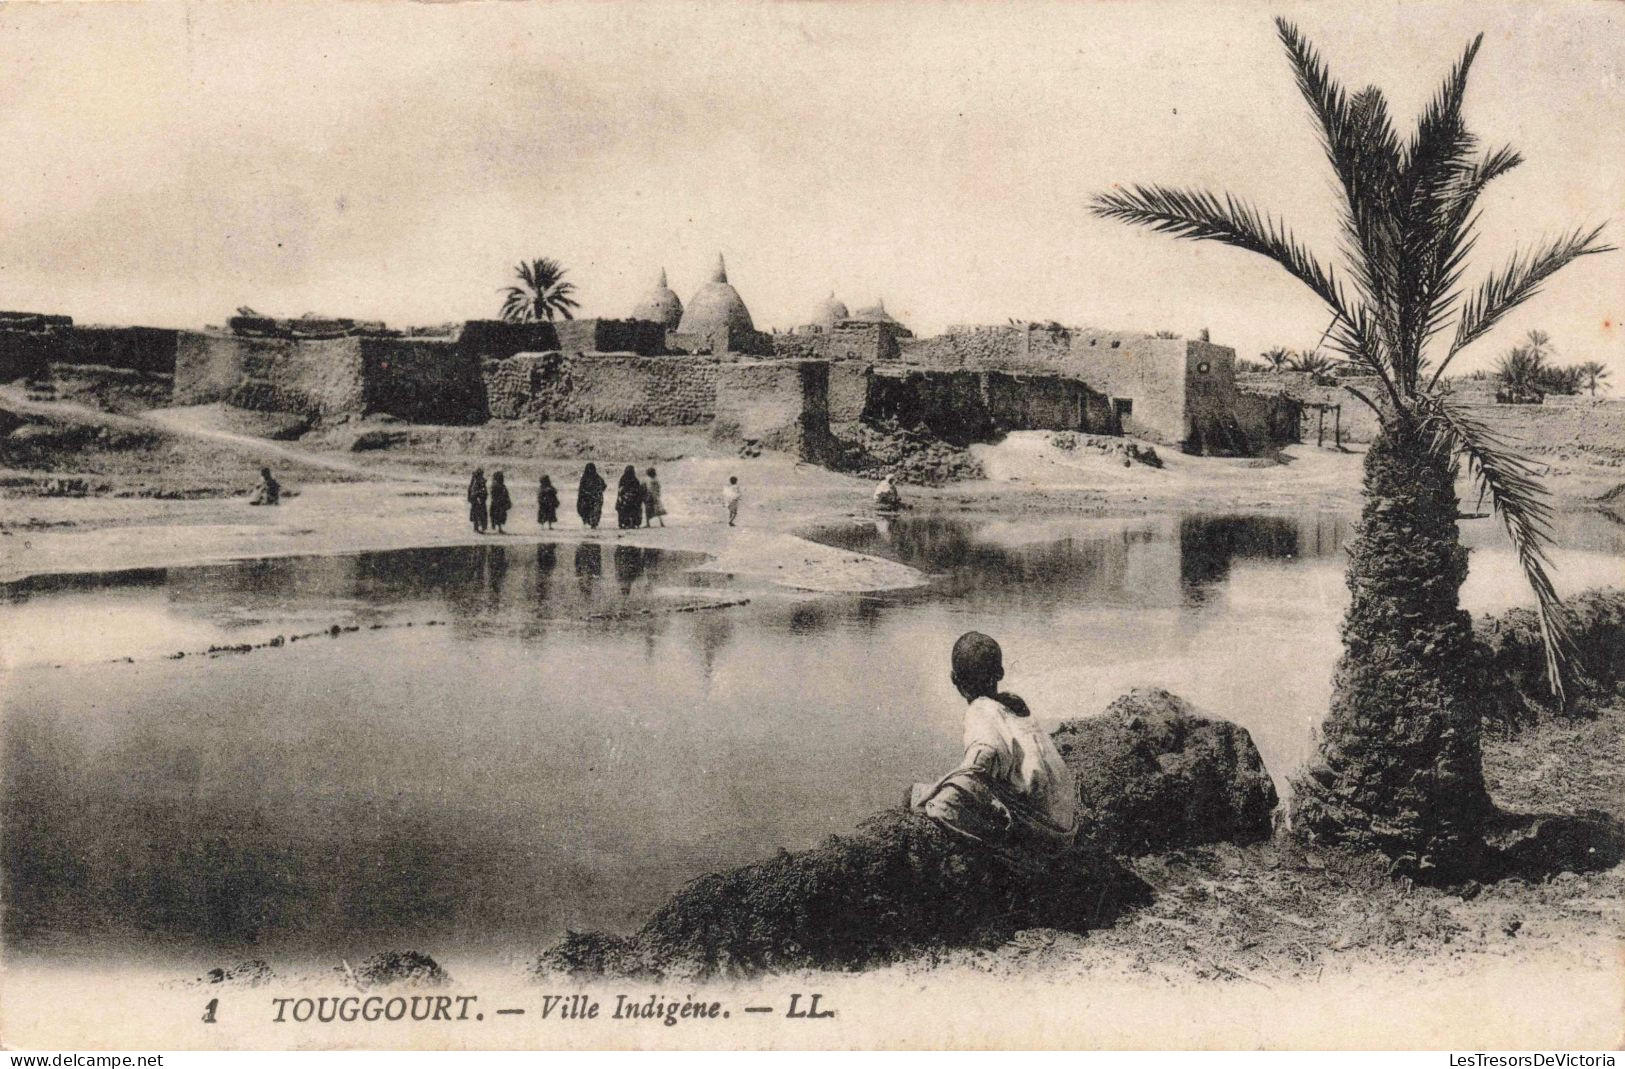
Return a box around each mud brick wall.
[1068,336,1189,445]
[0,329,63,382]
[56,326,180,373]
[564,354,717,425]
[554,318,667,357]
[866,369,995,445]
[360,338,486,424]
[867,368,1111,444]
[769,334,826,361]
[1236,372,1383,445]
[984,372,1113,435]
[827,361,871,423]
[457,320,561,360]
[174,332,364,415]
[712,359,832,457]
[1,321,179,382]
[899,327,1022,370]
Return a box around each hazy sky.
[1,1,1619,376]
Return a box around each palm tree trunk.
[1290,422,1493,882]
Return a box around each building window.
[1197,361,1211,373]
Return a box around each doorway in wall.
[1112,398,1133,434]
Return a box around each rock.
[1051,688,1279,854]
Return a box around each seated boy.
[910,631,1079,867]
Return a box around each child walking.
[722,475,741,527]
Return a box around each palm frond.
[1090,185,1344,310]
[1435,224,1614,383]
[1424,396,1575,704]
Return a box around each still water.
[3,510,1621,965]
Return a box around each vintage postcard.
[1,0,1621,1053]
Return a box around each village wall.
[175,332,367,416]
[554,319,667,357]
[1236,372,1384,445]
[712,359,833,458]
[0,314,180,386]
[827,361,870,423]
[484,352,718,426]
[359,338,486,424]
[865,368,1111,445]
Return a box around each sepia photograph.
[0,0,1621,1054]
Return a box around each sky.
[0,1,1620,377]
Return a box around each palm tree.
[1260,346,1295,372]
[1578,360,1610,396]
[1289,349,1337,379]
[500,258,580,323]
[1090,19,1612,880]
[1494,344,1546,402]
[1523,328,1553,362]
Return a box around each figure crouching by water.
[909,631,1078,868]
[248,466,281,506]
[488,470,512,534]
[467,469,488,533]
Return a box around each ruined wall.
[865,368,1110,445]
[1236,372,1384,445]
[174,332,365,416]
[359,338,486,424]
[984,372,1114,435]
[712,359,832,458]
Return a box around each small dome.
[632,267,683,329]
[848,297,898,325]
[678,254,754,338]
[812,292,850,331]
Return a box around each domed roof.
[848,298,898,325]
[812,292,850,330]
[632,267,684,329]
[678,254,754,338]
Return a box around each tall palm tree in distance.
[1091,18,1612,880]
[501,258,580,323]
[1577,360,1610,397]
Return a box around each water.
[4,510,1622,967]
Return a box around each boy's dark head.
[951,631,1003,700]
[729,476,738,485]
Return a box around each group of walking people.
[466,463,669,534]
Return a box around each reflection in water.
[4,509,1618,966]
